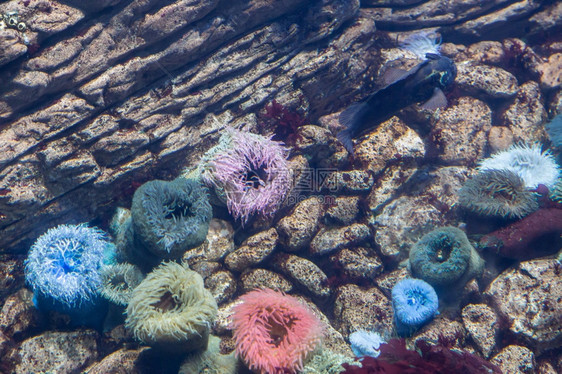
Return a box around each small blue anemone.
[24,224,111,327]
[349,330,385,358]
[391,278,438,337]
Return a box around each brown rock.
[431,96,491,165]
[240,268,293,293]
[0,289,40,340]
[224,228,278,272]
[456,62,518,99]
[325,196,361,225]
[183,219,235,265]
[461,304,499,358]
[501,81,548,143]
[204,270,237,305]
[273,253,331,299]
[276,197,324,252]
[488,126,514,153]
[14,330,99,374]
[485,259,562,353]
[84,347,149,374]
[329,247,384,281]
[491,345,536,374]
[310,223,371,256]
[332,284,393,337]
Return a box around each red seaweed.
[479,208,562,259]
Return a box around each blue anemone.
[391,278,438,337]
[349,330,385,358]
[24,224,111,327]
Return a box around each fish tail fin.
[337,102,367,155]
[337,128,354,155]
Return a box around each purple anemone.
[200,128,291,224]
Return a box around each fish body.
[337,53,457,154]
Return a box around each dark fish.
[337,53,457,154]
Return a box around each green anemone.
[408,226,484,289]
[125,262,218,354]
[100,263,144,306]
[179,335,238,374]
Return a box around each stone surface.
[455,62,519,100]
[0,289,40,341]
[183,219,236,265]
[371,166,469,258]
[0,256,23,304]
[224,228,278,272]
[273,253,331,299]
[488,126,514,153]
[239,268,293,293]
[0,0,376,254]
[412,318,466,350]
[309,223,371,256]
[329,247,384,281]
[324,196,361,225]
[276,196,324,252]
[461,303,499,358]
[332,284,393,337]
[13,330,99,374]
[84,347,149,374]
[485,259,562,354]
[430,96,491,165]
[354,117,425,176]
[501,81,548,143]
[491,345,536,374]
[204,270,237,305]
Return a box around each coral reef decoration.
[478,143,559,189]
[479,208,562,260]
[198,128,291,224]
[125,262,218,354]
[349,330,385,358]
[409,227,484,289]
[99,263,144,306]
[391,279,438,337]
[131,178,212,259]
[458,169,539,219]
[231,288,324,374]
[24,224,111,327]
[341,338,502,373]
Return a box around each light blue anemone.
[392,278,438,337]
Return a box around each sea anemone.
[179,335,238,374]
[391,278,438,337]
[99,263,144,306]
[24,224,111,327]
[478,143,559,189]
[131,178,212,259]
[231,289,324,374]
[301,349,359,374]
[401,30,442,59]
[349,330,385,358]
[408,227,484,290]
[458,169,539,219]
[197,128,291,224]
[125,262,218,354]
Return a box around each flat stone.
[332,284,393,337]
[329,247,384,281]
[204,270,237,305]
[83,347,149,374]
[491,345,536,374]
[239,268,293,293]
[224,228,278,272]
[431,96,491,165]
[324,196,361,225]
[501,81,548,143]
[14,330,99,374]
[461,304,499,358]
[310,223,371,256]
[273,253,331,299]
[276,197,324,252]
[456,62,519,99]
[485,259,562,354]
